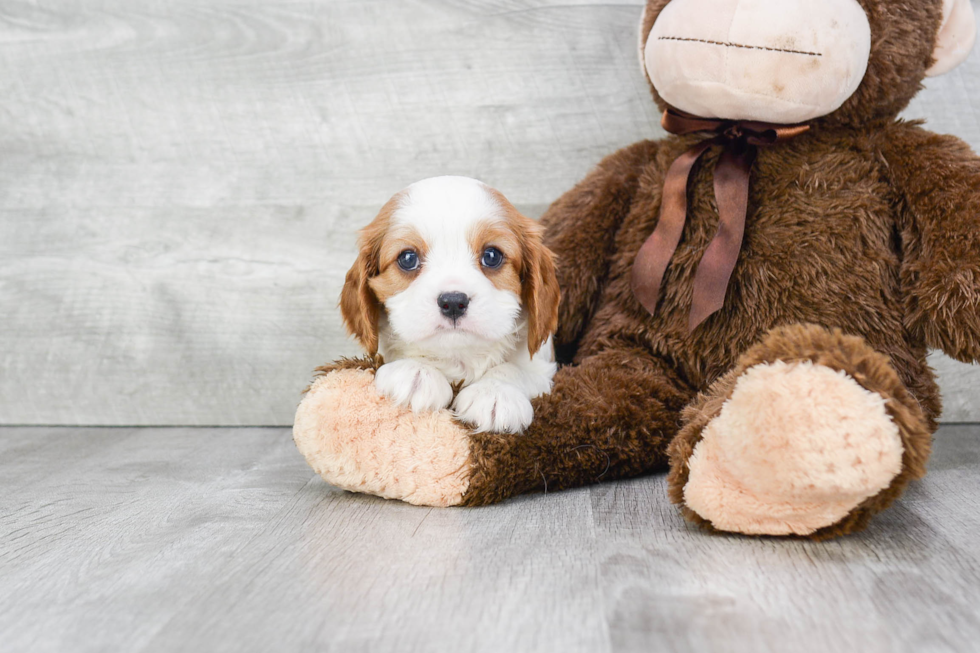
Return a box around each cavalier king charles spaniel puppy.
[340,176,560,434]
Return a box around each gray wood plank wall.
[2,0,978,426]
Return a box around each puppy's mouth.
[437,318,468,332]
[431,317,492,341]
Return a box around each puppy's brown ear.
[340,198,398,355]
[339,249,380,355]
[520,219,561,357]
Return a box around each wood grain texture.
[2,425,979,652]
[1,0,978,425]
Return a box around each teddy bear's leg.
[293,358,474,507]
[461,345,696,505]
[295,346,697,507]
[667,324,933,539]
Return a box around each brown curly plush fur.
[455,0,980,537]
[462,345,694,506]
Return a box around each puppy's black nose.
[437,292,469,320]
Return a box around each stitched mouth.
[658,36,822,58]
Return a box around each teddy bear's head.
[639,0,976,127]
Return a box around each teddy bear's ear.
[926,0,977,77]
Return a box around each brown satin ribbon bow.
[631,108,809,332]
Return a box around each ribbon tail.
[631,139,714,316]
[688,146,756,332]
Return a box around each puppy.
[340,176,560,433]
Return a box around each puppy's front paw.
[453,380,533,434]
[374,360,454,414]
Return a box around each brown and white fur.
[340,176,560,433]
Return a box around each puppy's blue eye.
[481,246,504,269]
[397,249,420,271]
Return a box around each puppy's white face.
[341,176,559,369]
[377,177,523,350]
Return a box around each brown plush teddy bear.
[294,0,979,539]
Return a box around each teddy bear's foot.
[293,359,472,507]
[681,360,903,535]
[668,324,933,538]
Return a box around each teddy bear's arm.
[540,140,660,361]
[881,123,980,363]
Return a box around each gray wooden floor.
[2,426,979,652]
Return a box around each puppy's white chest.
[400,343,508,386]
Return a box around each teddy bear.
[294,0,979,539]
